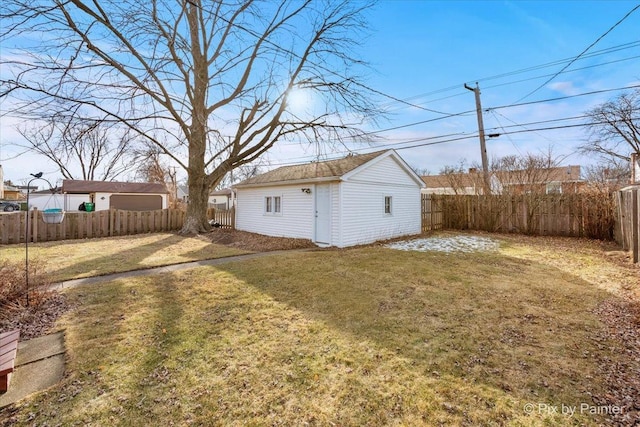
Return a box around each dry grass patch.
[2,239,633,426]
[0,233,250,282]
[495,232,639,298]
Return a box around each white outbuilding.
[234,150,425,248]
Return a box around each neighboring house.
[177,185,189,203]
[1,179,35,200]
[421,169,498,195]
[632,152,640,184]
[63,180,169,211]
[495,165,583,194]
[29,180,169,211]
[209,188,235,210]
[422,166,584,195]
[1,182,25,201]
[235,150,424,248]
[27,187,64,211]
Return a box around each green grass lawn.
[0,233,250,282]
[3,234,637,426]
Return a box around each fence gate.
[616,187,639,264]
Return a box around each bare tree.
[410,165,431,177]
[582,160,629,192]
[18,114,138,181]
[1,0,380,234]
[439,160,485,195]
[580,88,640,162]
[215,159,267,190]
[490,150,562,234]
[439,159,484,195]
[491,151,561,196]
[136,147,179,208]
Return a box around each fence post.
[633,189,638,264]
[32,208,38,244]
[429,195,434,231]
[231,206,236,229]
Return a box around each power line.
[378,40,640,112]
[485,113,589,133]
[489,111,523,156]
[213,3,640,124]
[514,4,640,103]
[147,3,640,145]
[266,113,640,168]
[362,116,638,155]
[384,53,640,114]
[345,83,640,140]
[489,83,640,112]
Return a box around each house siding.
[337,153,421,248]
[236,184,314,239]
[235,150,422,248]
[339,181,421,247]
[330,183,341,247]
[347,155,418,187]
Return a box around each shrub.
[0,258,53,317]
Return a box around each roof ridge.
[236,150,391,186]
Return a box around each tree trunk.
[180,2,211,236]
[180,140,210,235]
[181,179,210,235]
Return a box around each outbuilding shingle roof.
[236,150,388,187]
[62,180,168,194]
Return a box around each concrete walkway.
[2,248,311,407]
[54,248,311,290]
[0,332,65,408]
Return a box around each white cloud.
[547,81,581,96]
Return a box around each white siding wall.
[347,155,418,186]
[330,183,341,246]
[28,193,89,211]
[236,184,314,239]
[67,194,92,210]
[95,192,110,211]
[338,155,421,247]
[236,154,422,247]
[338,181,421,247]
[27,193,64,211]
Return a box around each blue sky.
[362,0,640,172]
[272,0,640,174]
[1,0,639,184]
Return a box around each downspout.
[0,165,4,199]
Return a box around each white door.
[315,184,331,244]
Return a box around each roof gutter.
[234,176,340,189]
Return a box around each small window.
[546,182,562,194]
[384,196,392,215]
[265,196,282,215]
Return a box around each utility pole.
[228,136,235,209]
[169,166,178,208]
[464,82,491,194]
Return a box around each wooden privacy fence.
[1,208,186,244]
[206,207,235,229]
[0,207,237,245]
[421,193,616,240]
[421,194,443,232]
[615,187,639,263]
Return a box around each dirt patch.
[204,228,317,252]
[0,293,72,340]
[593,298,640,425]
